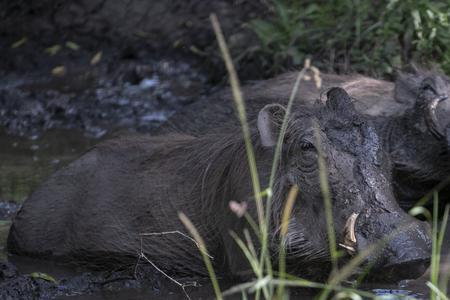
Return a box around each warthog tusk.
[344,212,358,243]
[425,96,447,140]
[341,212,359,255]
[338,243,355,252]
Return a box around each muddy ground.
[0,1,271,140]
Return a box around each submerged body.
[8,88,431,281]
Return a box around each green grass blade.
[211,13,270,299]
[314,123,338,271]
[431,192,440,300]
[210,14,265,230]
[427,281,450,300]
[276,185,300,299]
[178,212,223,300]
[437,204,449,295]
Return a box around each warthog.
[8,88,431,281]
[377,72,450,207]
[161,66,450,208]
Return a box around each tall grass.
[315,125,340,300]
[211,13,271,299]
[430,193,450,300]
[276,185,299,299]
[179,212,223,300]
[315,124,339,273]
[178,13,450,300]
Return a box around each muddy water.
[0,129,96,259]
[0,129,96,202]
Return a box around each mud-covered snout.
[351,212,431,282]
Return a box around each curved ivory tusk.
[425,96,447,140]
[341,212,359,255]
[338,243,355,253]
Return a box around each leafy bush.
[249,0,450,77]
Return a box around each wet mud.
[0,49,209,139]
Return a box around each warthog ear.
[257,104,286,147]
[326,87,354,113]
[403,62,420,75]
[419,77,449,140]
[395,71,424,105]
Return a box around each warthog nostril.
[339,212,359,254]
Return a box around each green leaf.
[30,272,58,283]
[45,45,61,56]
[274,0,291,30]
[11,37,28,48]
[65,41,80,51]
[250,20,278,45]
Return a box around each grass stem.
[178,213,222,300]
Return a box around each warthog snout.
[353,211,431,282]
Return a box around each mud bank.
[0,49,209,139]
[0,259,168,300]
[0,0,268,139]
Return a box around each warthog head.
[254,88,431,281]
[387,67,450,204]
[418,75,449,139]
[395,66,450,139]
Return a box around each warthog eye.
[422,84,434,92]
[299,141,315,150]
[296,141,318,173]
[421,79,436,94]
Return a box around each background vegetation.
[248,0,450,77]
